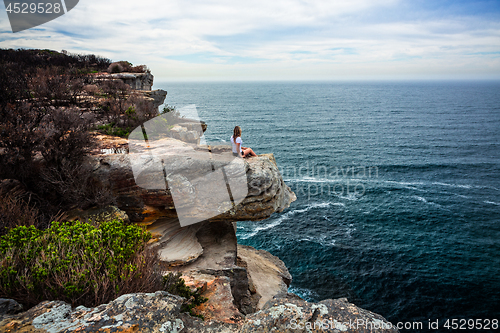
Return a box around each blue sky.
[1,0,499,80]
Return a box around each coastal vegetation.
[0,219,155,307]
[0,48,163,229]
[0,49,200,314]
[0,219,208,313]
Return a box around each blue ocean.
[156,81,500,332]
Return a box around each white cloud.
[1,0,499,80]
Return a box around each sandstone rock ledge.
[90,138,296,224]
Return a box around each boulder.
[237,244,292,310]
[240,293,399,333]
[145,89,168,109]
[89,138,295,224]
[0,299,22,316]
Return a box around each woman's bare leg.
[242,147,257,157]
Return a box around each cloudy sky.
[1,0,499,81]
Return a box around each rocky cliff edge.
[0,126,398,332]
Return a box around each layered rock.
[237,244,292,310]
[143,89,168,109]
[0,292,238,333]
[94,71,167,111]
[89,138,296,224]
[97,72,154,91]
[161,220,253,320]
[86,132,298,322]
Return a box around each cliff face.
[89,138,296,225]
[0,141,398,332]
[0,102,397,331]
[84,132,298,318]
[97,72,154,91]
[95,71,168,110]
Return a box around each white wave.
[484,201,500,206]
[432,182,472,189]
[385,180,426,186]
[288,286,317,301]
[338,193,358,201]
[299,236,337,248]
[326,239,337,246]
[240,201,336,239]
[284,177,341,183]
[413,195,427,203]
[404,186,428,192]
[239,219,283,239]
[412,196,450,210]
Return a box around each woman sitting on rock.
[231,126,257,158]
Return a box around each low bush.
[161,104,181,121]
[39,160,114,210]
[0,219,162,308]
[0,190,40,236]
[97,123,133,138]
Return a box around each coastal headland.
[0,50,398,332]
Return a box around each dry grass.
[0,189,40,236]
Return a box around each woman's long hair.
[233,126,241,139]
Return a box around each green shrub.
[163,272,208,320]
[0,219,159,308]
[97,123,133,138]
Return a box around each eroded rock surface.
[0,292,237,333]
[191,276,244,324]
[89,138,295,224]
[237,244,292,310]
[0,293,398,333]
[241,293,399,333]
[148,218,204,266]
[170,220,252,318]
[97,72,154,91]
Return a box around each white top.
[231,136,242,154]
